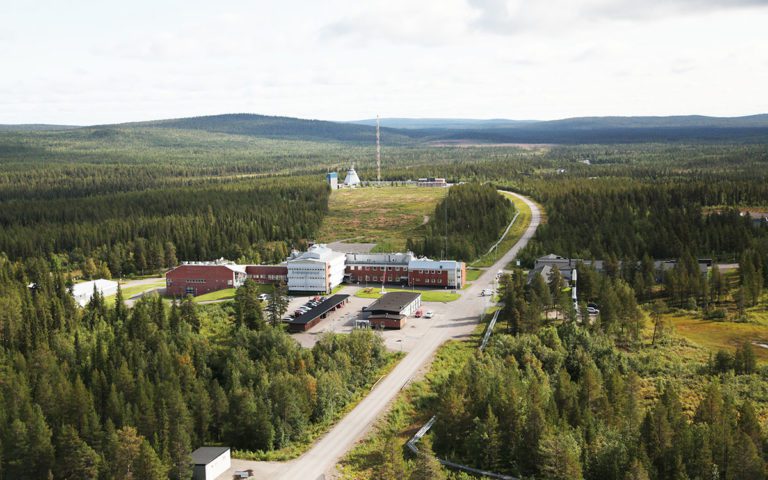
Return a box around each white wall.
[192,450,230,480]
[288,261,329,292]
[205,450,230,480]
[327,254,346,291]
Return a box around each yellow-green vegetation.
[192,288,237,302]
[104,279,166,306]
[317,186,447,251]
[233,350,405,462]
[465,268,483,282]
[667,313,768,362]
[355,287,460,303]
[471,191,533,268]
[338,338,478,479]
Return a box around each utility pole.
[376,114,381,182]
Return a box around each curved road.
[223,191,541,480]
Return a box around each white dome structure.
[343,165,361,187]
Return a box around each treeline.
[0,178,328,275]
[407,183,515,261]
[0,256,390,479]
[519,178,768,264]
[430,324,767,480]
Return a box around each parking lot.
[286,285,468,352]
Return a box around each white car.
[481,288,493,297]
[424,311,434,319]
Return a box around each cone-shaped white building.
[343,165,361,187]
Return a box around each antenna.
[376,114,381,182]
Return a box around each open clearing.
[668,312,768,361]
[317,186,447,252]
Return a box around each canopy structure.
[343,165,361,186]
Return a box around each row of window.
[348,266,450,275]
[358,275,446,285]
[249,274,287,280]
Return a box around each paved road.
[219,191,541,480]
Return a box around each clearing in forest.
[317,186,448,252]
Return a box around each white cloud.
[0,0,767,124]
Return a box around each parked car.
[587,307,600,315]
[424,311,434,319]
[481,288,493,297]
[415,309,423,318]
[258,293,269,301]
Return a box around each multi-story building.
[345,252,413,284]
[245,265,288,284]
[407,259,465,289]
[287,244,346,294]
[165,261,247,297]
[345,252,465,289]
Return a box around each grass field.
[465,268,483,282]
[192,288,237,302]
[667,311,768,361]
[317,186,447,251]
[469,190,533,268]
[355,287,460,303]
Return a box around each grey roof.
[364,292,421,314]
[191,446,229,465]
[288,294,350,326]
[528,264,576,284]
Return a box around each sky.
[1,0,767,125]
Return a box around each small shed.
[191,446,231,480]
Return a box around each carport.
[285,294,350,332]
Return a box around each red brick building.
[345,253,411,285]
[407,259,465,289]
[165,263,247,297]
[345,253,466,289]
[245,265,288,284]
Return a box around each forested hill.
[2,112,768,144]
[124,113,418,144]
[356,114,768,144]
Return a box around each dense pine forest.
[0,257,392,479]
[408,183,515,261]
[431,323,767,480]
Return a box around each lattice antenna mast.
[376,114,381,182]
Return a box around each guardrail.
[406,415,519,480]
[479,309,501,351]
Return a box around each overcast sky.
[2,0,767,124]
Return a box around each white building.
[326,171,338,189]
[287,244,346,293]
[191,446,230,480]
[71,279,119,307]
[343,165,361,187]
